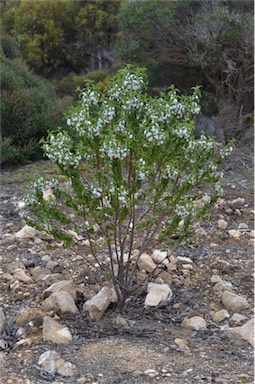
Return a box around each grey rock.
[38,350,76,377]
[228,197,245,210]
[228,318,254,347]
[237,223,250,232]
[213,280,233,292]
[222,291,250,312]
[230,313,247,324]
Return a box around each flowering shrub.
[22,66,233,310]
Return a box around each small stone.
[56,359,76,377]
[111,315,128,327]
[42,316,72,344]
[230,313,247,324]
[174,338,189,350]
[217,219,228,230]
[181,316,207,331]
[144,369,158,378]
[145,283,172,307]
[34,237,43,245]
[212,309,230,323]
[228,318,254,346]
[37,350,60,374]
[237,223,249,232]
[228,229,241,239]
[10,280,20,291]
[15,306,32,325]
[222,291,250,312]
[0,308,5,332]
[138,253,157,272]
[151,249,169,266]
[182,264,193,270]
[194,227,207,236]
[15,225,36,239]
[43,188,55,201]
[176,256,193,264]
[211,275,222,284]
[41,291,79,315]
[159,271,172,284]
[229,197,245,210]
[13,269,34,284]
[213,280,233,292]
[41,273,64,287]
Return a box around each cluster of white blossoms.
[143,123,166,145]
[175,202,196,219]
[162,165,179,180]
[43,132,82,168]
[100,140,128,160]
[82,89,100,106]
[105,183,129,206]
[108,72,144,100]
[220,145,234,159]
[172,125,191,139]
[197,135,214,150]
[122,97,144,113]
[137,158,148,180]
[91,185,103,199]
[100,104,116,123]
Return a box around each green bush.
[0,35,20,59]
[0,36,66,166]
[55,70,110,98]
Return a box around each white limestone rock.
[138,253,157,273]
[41,291,78,315]
[83,285,117,322]
[212,309,230,323]
[13,269,34,284]
[145,283,172,307]
[15,225,36,239]
[217,219,228,230]
[228,229,241,239]
[42,316,72,344]
[44,280,77,300]
[181,316,207,331]
[151,250,169,266]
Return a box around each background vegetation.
[0,0,253,166]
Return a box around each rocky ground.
[0,147,254,384]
